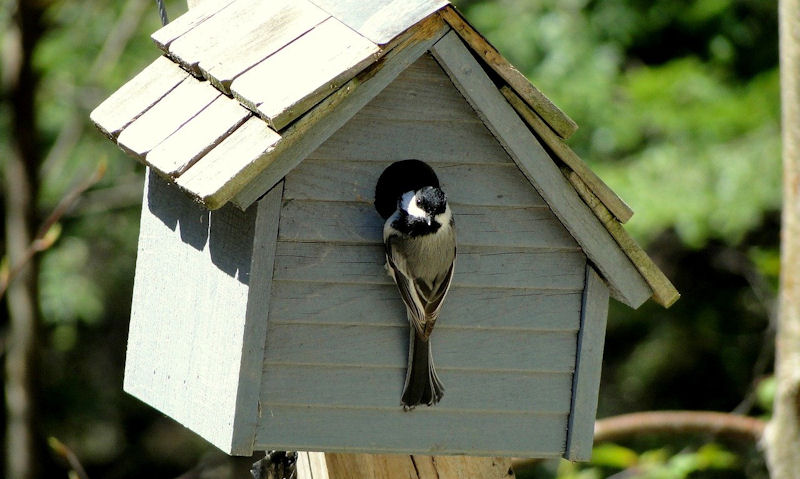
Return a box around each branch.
[594,411,766,444]
[0,160,106,299]
[48,437,89,479]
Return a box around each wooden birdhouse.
[90,0,678,461]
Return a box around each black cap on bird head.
[374,159,440,220]
[415,186,447,217]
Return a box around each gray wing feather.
[386,236,455,339]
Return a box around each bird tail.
[401,327,444,409]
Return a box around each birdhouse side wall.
[125,170,278,454]
[254,54,587,457]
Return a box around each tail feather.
[402,328,444,409]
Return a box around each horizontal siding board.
[273,242,586,289]
[353,53,482,123]
[283,160,547,207]
[254,406,567,456]
[307,118,510,164]
[262,365,573,413]
[263,323,577,372]
[279,200,577,248]
[269,281,583,331]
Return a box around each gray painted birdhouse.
[90,0,678,461]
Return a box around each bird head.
[401,186,448,227]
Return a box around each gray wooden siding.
[565,266,610,461]
[126,170,262,454]
[255,53,586,456]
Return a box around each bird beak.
[426,217,432,226]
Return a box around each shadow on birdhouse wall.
[147,172,254,283]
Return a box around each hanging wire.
[156,0,169,26]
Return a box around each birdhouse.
[90,0,678,461]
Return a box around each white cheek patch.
[434,205,452,226]
[401,191,427,219]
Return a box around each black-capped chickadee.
[374,160,457,408]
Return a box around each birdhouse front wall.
[253,53,591,457]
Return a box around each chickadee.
[374,160,456,408]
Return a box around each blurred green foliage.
[456,0,780,247]
[559,443,740,479]
[0,0,779,477]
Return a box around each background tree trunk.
[764,0,800,476]
[2,1,44,478]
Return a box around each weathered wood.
[90,55,188,138]
[176,116,282,199]
[146,94,251,177]
[255,406,567,457]
[263,365,573,413]
[279,200,577,248]
[308,118,508,164]
[125,170,260,454]
[228,182,284,454]
[269,281,583,330]
[565,170,679,307]
[297,452,330,479]
[169,0,328,77]
[264,323,576,371]
[430,31,652,308]
[565,266,609,461]
[117,78,220,158]
[273,242,586,289]
[309,0,449,45]
[202,2,331,93]
[284,160,547,207]
[313,454,516,479]
[438,6,578,139]
[500,85,634,223]
[152,0,235,50]
[354,53,482,123]
[231,18,379,130]
[230,15,451,209]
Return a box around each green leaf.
[590,443,639,468]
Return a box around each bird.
[374,159,457,408]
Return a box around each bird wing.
[416,251,455,339]
[386,237,455,340]
[385,236,427,338]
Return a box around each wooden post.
[297,452,515,479]
[764,0,800,477]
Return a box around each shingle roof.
[90,1,584,208]
[89,0,678,307]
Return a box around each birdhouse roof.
[90,0,678,308]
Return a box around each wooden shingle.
[230,17,380,130]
